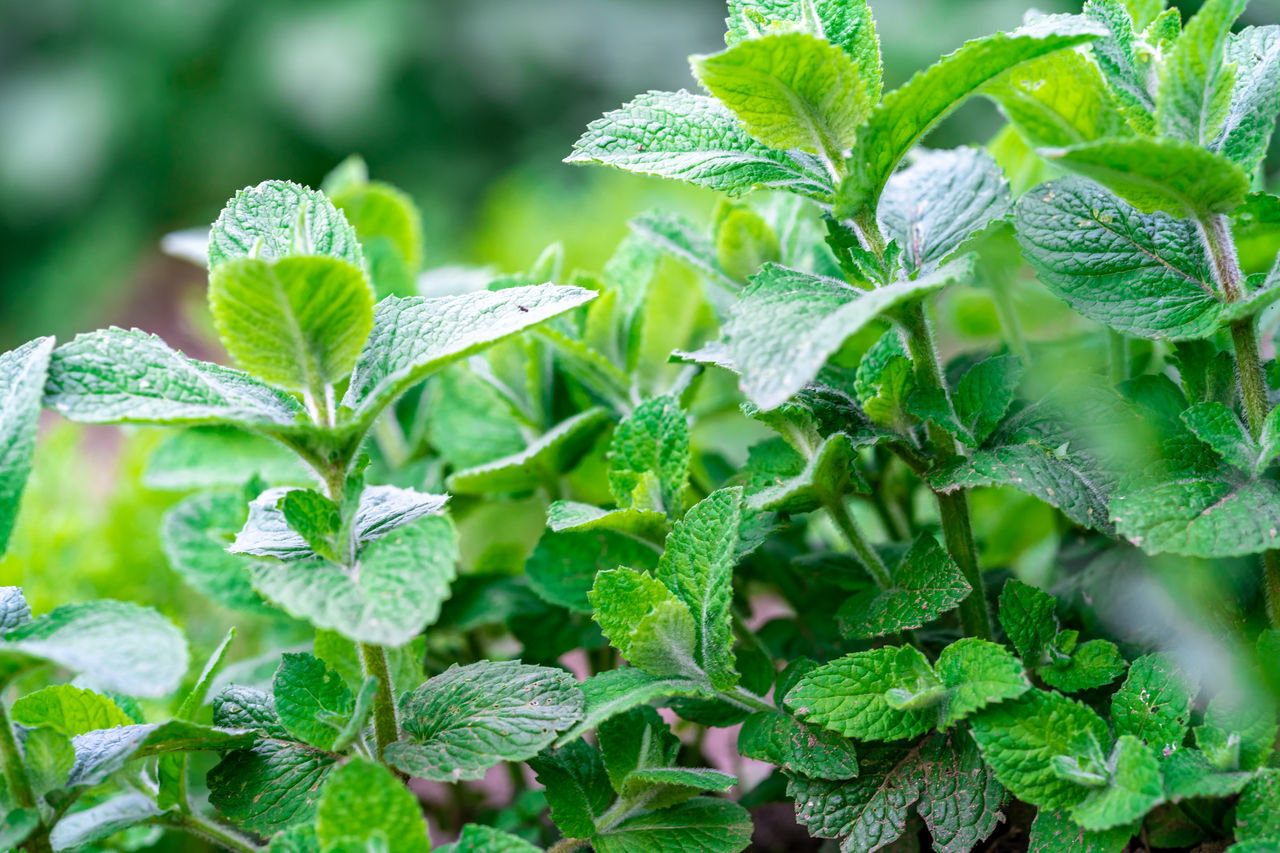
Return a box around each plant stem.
[360,642,399,761]
[154,811,262,853]
[825,498,893,590]
[1108,330,1130,385]
[720,685,776,714]
[900,301,994,641]
[547,838,588,853]
[1199,213,1279,624]
[0,700,35,809]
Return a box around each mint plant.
[1,0,1279,851]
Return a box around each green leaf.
[1069,736,1164,830]
[1155,0,1247,146]
[725,0,881,78]
[609,396,690,514]
[593,797,753,853]
[161,489,270,614]
[45,328,304,427]
[272,653,354,751]
[316,758,430,853]
[0,337,53,557]
[67,720,254,788]
[529,740,615,840]
[723,258,973,410]
[48,792,162,852]
[878,147,1012,276]
[599,705,674,791]
[546,501,669,542]
[692,31,872,157]
[1038,639,1128,693]
[566,90,833,200]
[1203,690,1277,770]
[716,202,781,284]
[1182,400,1259,472]
[984,49,1130,147]
[208,256,374,395]
[24,727,74,796]
[1212,26,1280,175]
[556,668,713,746]
[969,690,1111,809]
[144,426,309,490]
[1112,474,1280,557]
[1027,807,1133,853]
[1235,768,1280,841]
[0,588,31,633]
[0,600,187,697]
[591,568,701,681]
[209,739,339,835]
[234,484,449,562]
[159,627,238,808]
[386,660,584,782]
[208,180,362,270]
[998,579,1058,664]
[836,19,1101,217]
[1043,138,1249,217]
[448,825,541,853]
[11,686,132,737]
[934,637,1031,727]
[629,210,737,292]
[737,710,859,779]
[786,645,944,742]
[213,684,291,739]
[747,433,865,513]
[525,529,661,614]
[448,408,611,494]
[340,285,596,423]
[1015,179,1224,340]
[250,514,458,646]
[837,534,971,639]
[655,488,742,691]
[1110,653,1197,753]
[1162,748,1253,800]
[911,354,1024,446]
[330,181,424,276]
[790,730,1005,853]
[1083,0,1159,134]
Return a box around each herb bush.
[2,0,1280,850]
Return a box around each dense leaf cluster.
[1,0,1279,851]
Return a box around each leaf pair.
[999,580,1127,693]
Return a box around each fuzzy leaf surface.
[448,408,610,494]
[207,180,361,269]
[0,337,53,556]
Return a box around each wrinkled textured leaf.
[316,759,430,852]
[1212,26,1280,175]
[556,668,712,746]
[68,721,254,788]
[207,180,362,269]
[387,660,584,782]
[161,489,269,613]
[738,710,859,780]
[272,653,354,751]
[1069,735,1164,831]
[48,793,163,852]
[593,797,753,853]
[934,638,1031,727]
[838,535,972,639]
[566,90,832,200]
[12,685,133,737]
[609,396,690,514]
[209,739,339,835]
[0,337,53,557]
[449,408,610,494]
[526,528,661,614]
[591,568,700,681]
[1113,475,1280,557]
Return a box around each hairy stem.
[900,301,994,641]
[154,811,262,853]
[825,498,893,590]
[719,685,776,714]
[360,643,400,761]
[546,837,588,853]
[1199,213,1278,623]
[0,700,35,809]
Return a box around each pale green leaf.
[985,49,1130,147]
[1212,26,1280,175]
[24,727,74,797]
[48,792,162,852]
[1155,0,1247,145]
[1043,137,1249,217]
[144,426,309,490]
[249,515,458,646]
[45,328,304,427]
[161,489,270,614]
[386,660,584,782]
[591,568,701,682]
[836,19,1101,217]
[934,637,1031,727]
[340,285,596,423]
[656,488,742,690]
[725,0,881,81]
[609,396,690,514]
[0,600,187,697]
[448,408,610,494]
[556,668,713,746]
[566,90,833,200]
[12,686,132,737]
[693,32,872,157]
[330,181,424,277]
[208,180,361,269]
[208,256,374,394]
[68,721,254,788]
[724,257,973,410]
[1027,807,1133,853]
[546,501,669,542]
[0,337,53,557]
[316,758,430,853]
[747,433,864,514]
[878,147,1012,276]
[1069,736,1164,831]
